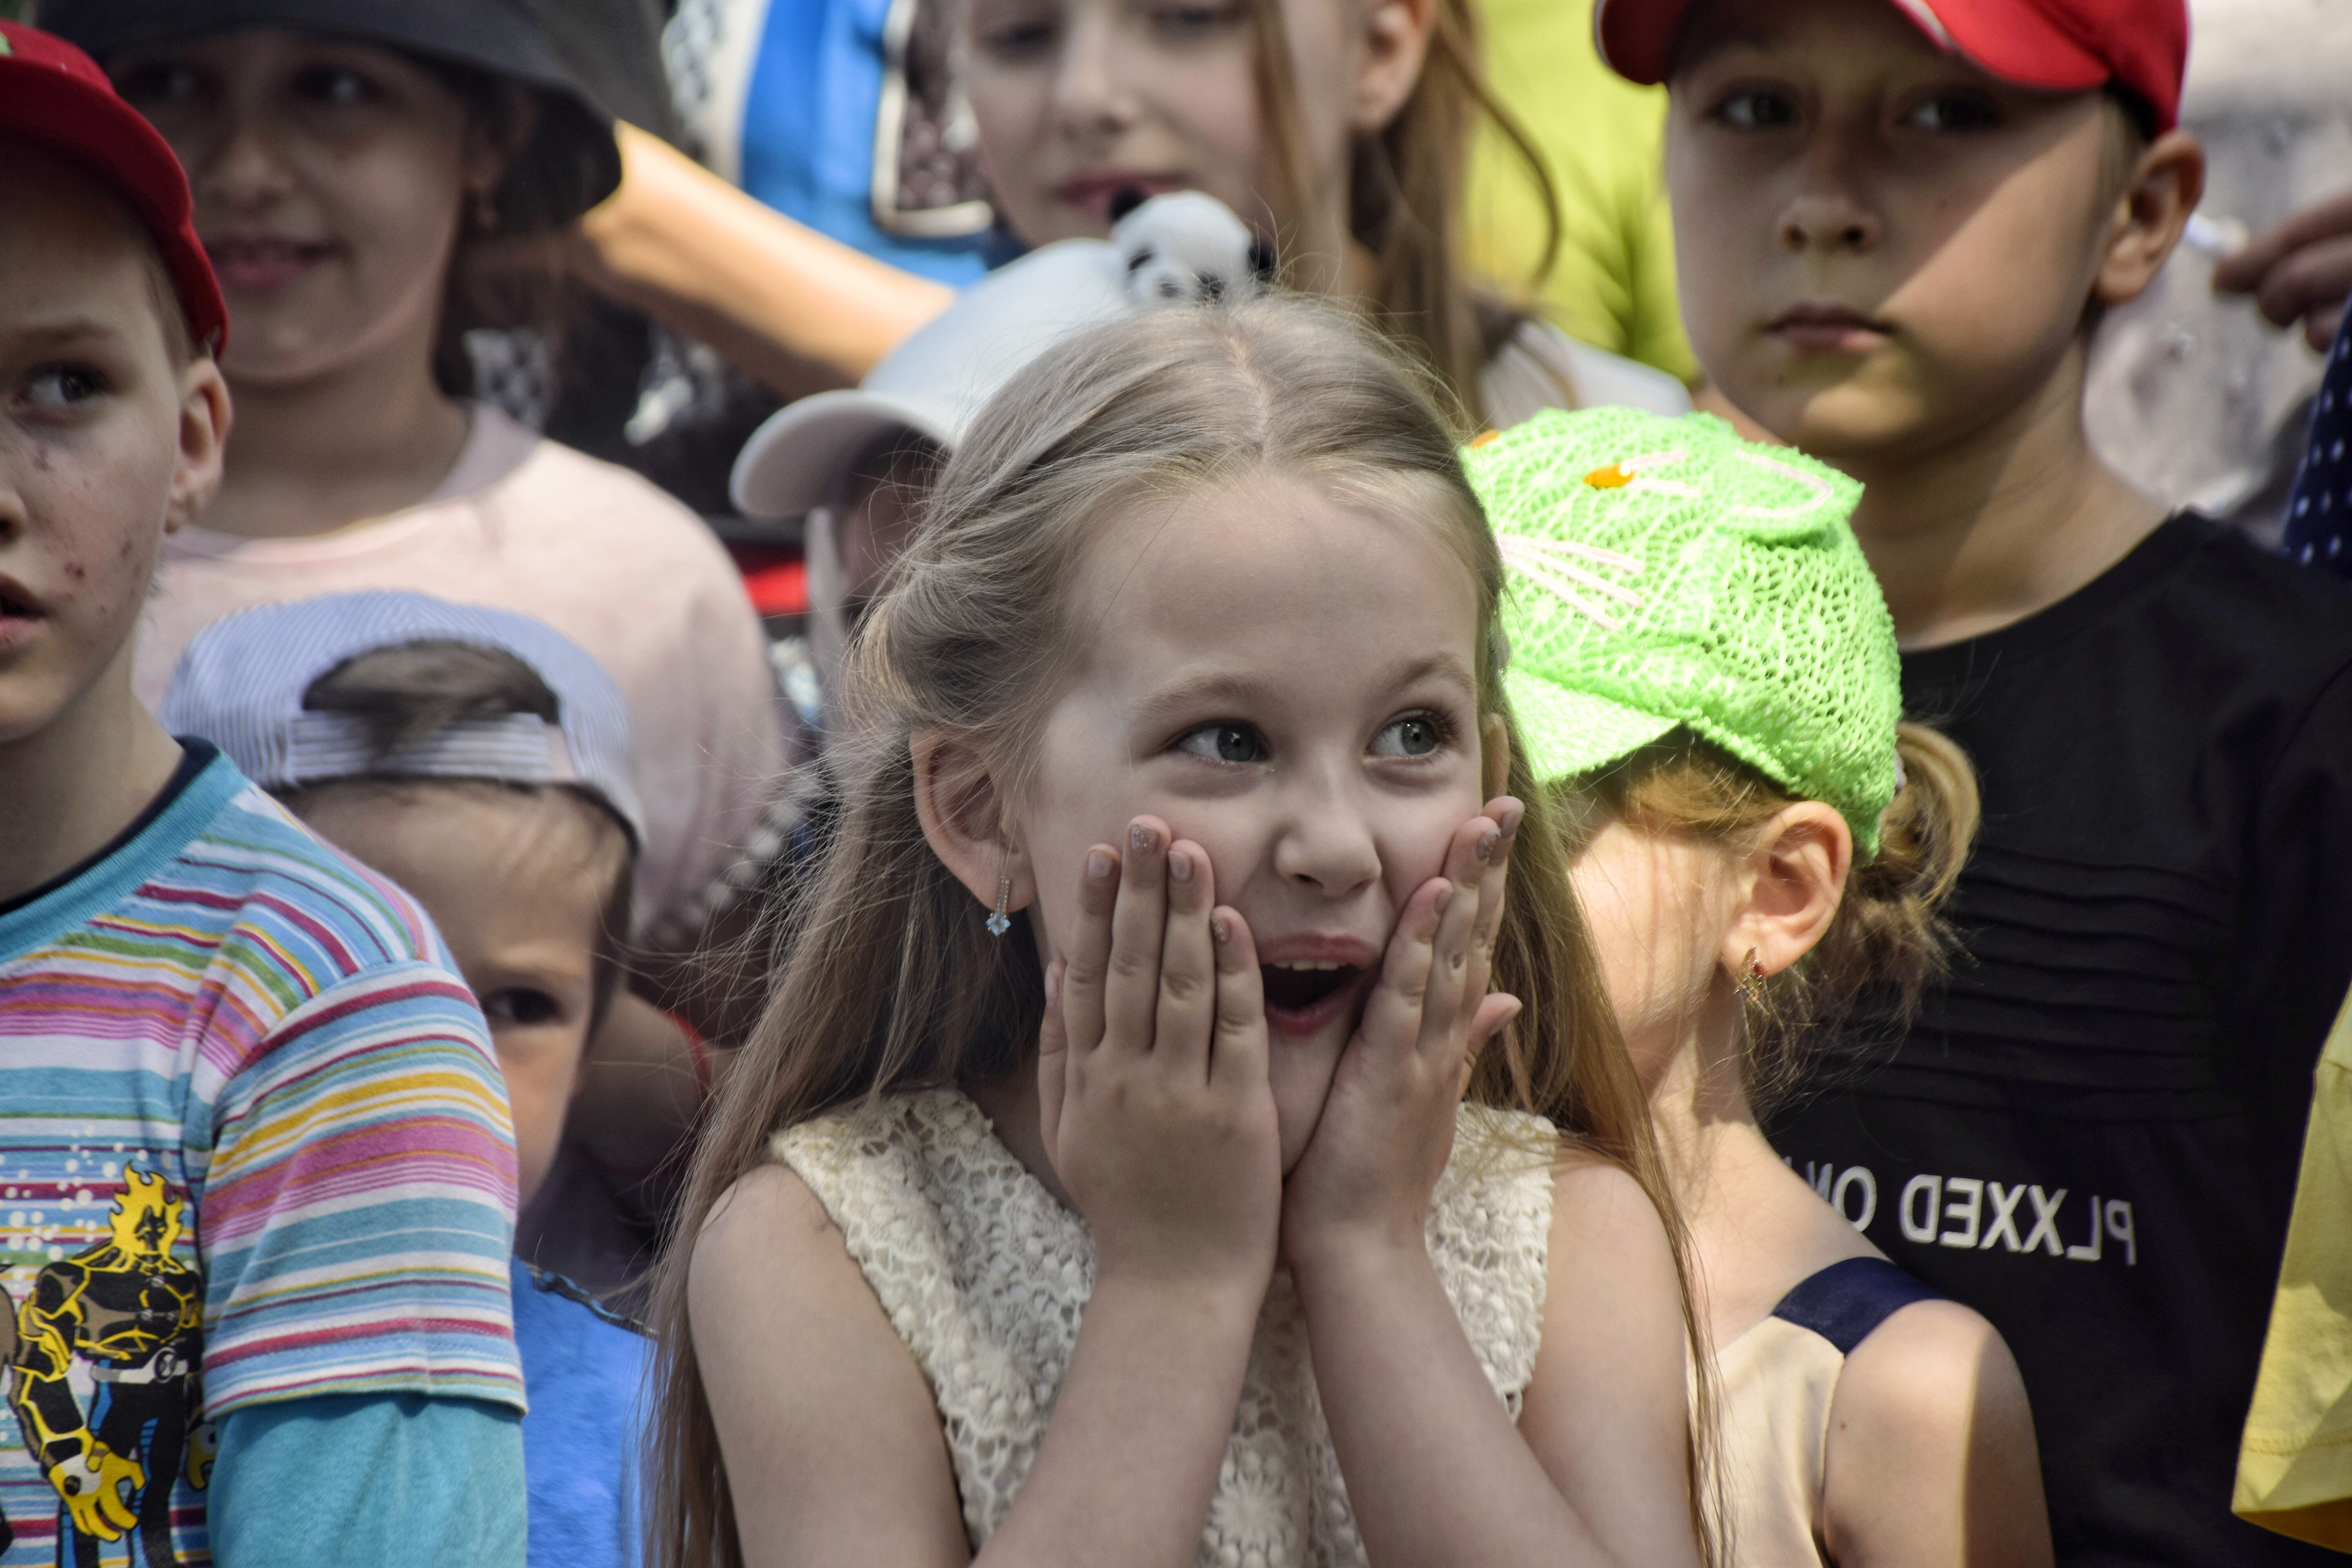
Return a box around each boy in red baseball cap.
[1599,0,2352,1563]
[0,22,529,1568]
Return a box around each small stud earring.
[985,875,1011,938]
[1735,946,1767,1003]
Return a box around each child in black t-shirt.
[1597,0,2352,1561]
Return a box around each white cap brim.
[730,390,954,520]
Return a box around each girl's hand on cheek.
[1281,797,1525,1274]
[1036,817,1283,1301]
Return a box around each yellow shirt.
[1461,0,1699,386]
[2237,983,2352,1548]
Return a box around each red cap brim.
[1595,0,2179,131]
[0,33,228,352]
[1896,0,2107,91]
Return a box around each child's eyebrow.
[1129,671,1282,729]
[1129,654,1478,728]
[1677,25,1792,71]
[4,316,130,352]
[1381,652,1480,698]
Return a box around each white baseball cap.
[731,191,1262,520]
[160,592,645,849]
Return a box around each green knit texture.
[1468,407,1901,858]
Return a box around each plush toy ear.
[910,730,1036,918]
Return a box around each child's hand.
[1280,798,1525,1270]
[1036,817,1282,1299]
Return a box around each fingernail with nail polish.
[1130,823,1156,853]
[1212,916,1230,944]
[1477,829,1501,861]
[1087,849,1115,881]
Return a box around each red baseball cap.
[0,21,228,352]
[1594,0,2189,133]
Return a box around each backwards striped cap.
[160,591,644,848]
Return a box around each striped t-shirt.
[0,746,524,1566]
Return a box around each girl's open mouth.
[1260,960,1367,1038]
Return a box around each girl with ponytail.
[1470,406,2053,1568]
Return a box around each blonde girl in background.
[1469,407,2051,1567]
[953,0,1692,427]
[650,297,1712,1568]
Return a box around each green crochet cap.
[1467,407,1902,858]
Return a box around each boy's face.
[296,784,627,1209]
[0,148,227,750]
[1664,0,2143,461]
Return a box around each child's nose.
[193,111,296,212]
[1269,773,1382,899]
[1052,9,1142,141]
[1779,188,1881,256]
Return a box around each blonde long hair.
[1249,0,1561,425]
[644,295,1710,1568]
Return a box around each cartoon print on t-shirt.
[4,1170,208,1567]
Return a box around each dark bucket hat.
[36,0,624,227]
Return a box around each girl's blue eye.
[1903,93,2001,132]
[1371,715,1445,758]
[481,987,561,1027]
[1176,722,1265,764]
[1713,89,1798,130]
[23,367,105,410]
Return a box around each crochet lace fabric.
[1465,406,1901,858]
[774,1089,1555,1565]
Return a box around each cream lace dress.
[774,1087,1556,1566]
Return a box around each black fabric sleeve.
[2234,660,2352,1217]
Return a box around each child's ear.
[910,730,1036,917]
[1350,0,1438,137]
[464,86,539,203]
[2094,129,2207,310]
[165,357,231,535]
[1479,711,1511,802]
[1723,800,1850,982]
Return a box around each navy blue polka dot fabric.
[2286,298,2352,579]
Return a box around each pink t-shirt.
[135,405,784,947]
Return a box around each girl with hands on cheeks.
[649,299,1714,1568]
